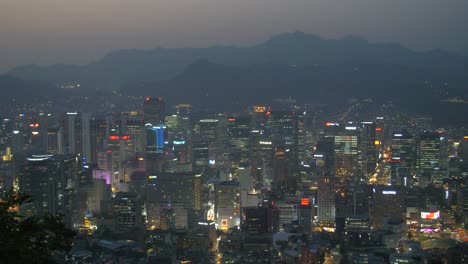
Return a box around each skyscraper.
[334,126,359,181]
[143,97,165,125]
[317,176,335,227]
[20,154,79,227]
[416,131,440,184]
[390,131,414,186]
[215,181,240,231]
[272,145,291,194]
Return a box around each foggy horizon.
[1,0,468,73]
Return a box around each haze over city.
[2,1,468,263]
[1,0,467,72]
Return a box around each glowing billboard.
[421,211,440,220]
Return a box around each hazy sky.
[1,0,467,72]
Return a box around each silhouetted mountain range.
[6,32,468,89]
[2,32,468,123]
[0,75,60,102]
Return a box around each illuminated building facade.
[390,131,415,186]
[215,181,240,231]
[20,154,79,227]
[370,186,405,229]
[113,192,142,232]
[416,131,440,185]
[146,173,195,229]
[334,127,359,180]
[317,176,335,226]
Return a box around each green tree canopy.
[0,190,76,263]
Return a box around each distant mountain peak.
[6,31,468,89]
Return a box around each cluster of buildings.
[1,97,468,263]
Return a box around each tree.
[0,190,76,263]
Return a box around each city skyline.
[2,1,468,262]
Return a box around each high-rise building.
[267,111,295,160]
[370,186,405,229]
[390,131,415,186]
[243,206,279,234]
[113,192,142,232]
[360,121,378,178]
[317,176,335,226]
[20,154,79,227]
[298,196,313,233]
[81,113,92,163]
[65,112,82,155]
[334,126,359,181]
[143,97,165,125]
[146,173,196,229]
[146,124,166,173]
[192,119,219,170]
[415,131,440,185]
[227,115,251,164]
[215,181,240,231]
[272,145,292,194]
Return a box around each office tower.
[267,111,295,161]
[194,174,201,211]
[65,112,82,155]
[336,184,369,218]
[243,206,271,234]
[87,177,112,216]
[11,129,24,154]
[293,107,307,165]
[415,131,440,186]
[101,134,134,187]
[375,116,385,145]
[81,113,92,164]
[143,97,165,125]
[89,117,107,164]
[272,145,292,195]
[215,181,240,231]
[276,201,298,229]
[315,135,335,175]
[175,104,192,139]
[250,105,269,130]
[370,186,405,229]
[46,127,60,154]
[334,125,359,181]
[238,163,257,208]
[123,115,145,155]
[360,121,378,178]
[143,97,167,173]
[317,176,335,227]
[20,154,79,227]
[146,173,195,229]
[113,192,142,232]
[146,124,166,173]
[390,131,415,186]
[298,197,313,233]
[227,115,251,164]
[146,172,195,205]
[192,118,219,170]
[175,104,192,122]
[344,216,372,247]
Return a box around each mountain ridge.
[7,32,468,89]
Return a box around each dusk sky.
[1,0,467,73]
